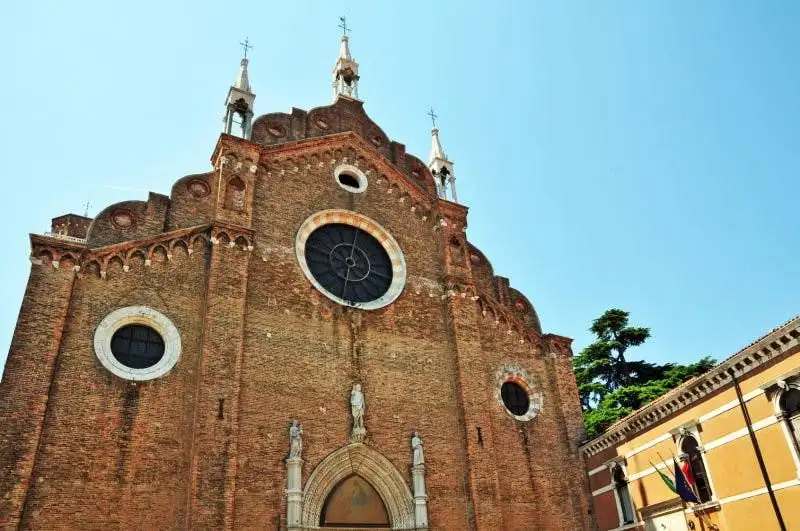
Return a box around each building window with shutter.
[612,463,635,525]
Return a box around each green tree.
[573,309,650,408]
[575,309,716,438]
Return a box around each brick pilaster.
[0,264,75,527]
[186,230,251,529]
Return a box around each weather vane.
[338,16,350,36]
[240,37,253,58]
[427,107,438,128]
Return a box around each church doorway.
[320,474,390,529]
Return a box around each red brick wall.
[1,99,592,530]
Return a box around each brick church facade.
[0,31,593,530]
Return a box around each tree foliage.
[574,309,715,438]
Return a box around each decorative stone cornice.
[30,224,215,277]
[580,315,800,457]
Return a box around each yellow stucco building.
[582,315,800,531]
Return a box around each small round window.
[501,381,530,416]
[334,164,368,193]
[110,324,165,369]
[94,306,182,381]
[495,364,543,421]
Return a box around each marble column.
[411,464,429,529]
[286,457,303,530]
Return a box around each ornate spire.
[223,38,256,139]
[427,109,457,202]
[332,17,360,101]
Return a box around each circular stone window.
[501,381,529,416]
[296,210,406,310]
[495,364,543,421]
[94,306,181,381]
[334,164,368,193]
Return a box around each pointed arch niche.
[298,444,417,530]
[225,176,246,211]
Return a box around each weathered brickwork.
[0,96,593,530]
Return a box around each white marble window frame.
[334,164,369,194]
[674,422,718,502]
[295,209,407,310]
[494,363,543,422]
[772,379,800,478]
[93,306,182,381]
[608,460,636,528]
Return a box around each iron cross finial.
[84,201,91,217]
[427,107,438,128]
[240,37,253,58]
[338,17,350,36]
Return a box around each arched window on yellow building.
[611,463,635,525]
[779,388,800,457]
[681,435,713,502]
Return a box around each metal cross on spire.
[427,107,438,129]
[239,37,253,58]
[338,16,350,36]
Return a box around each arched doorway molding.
[301,443,417,530]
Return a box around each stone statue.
[350,383,366,442]
[411,431,425,466]
[289,420,303,459]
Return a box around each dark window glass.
[781,389,800,457]
[681,435,713,502]
[782,389,800,416]
[305,224,393,305]
[501,381,530,416]
[110,324,165,369]
[338,173,361,189]
[612,465,635,524]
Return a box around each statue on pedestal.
[411,432,425,466]
[350,383,366,443]
[289,420,303,459]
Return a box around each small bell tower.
[223,38,256,139]
[427,108,457,202]
[332,17,360,101]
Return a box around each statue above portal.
[350,383,366,443]
[289,420,303,460]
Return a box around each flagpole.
[728,368,787,531]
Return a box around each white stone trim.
[295,210,407,311]
[703,415,777,451]
[698,388,764,422]
[771,379,800,476]
[603,389,762,462]
[588,464,607,477]
[609,461,637,528]
[300,443,416,530]
[494,363,543,421]
[623,432,673,460]
[591,483,615,497]
[627,460,669,482]
[676,424,718,503]
[93,306,181,381]
[334,163,368,193]
[714,478,800,506]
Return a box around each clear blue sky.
[1,1,798,375]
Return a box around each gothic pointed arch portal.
[300,444,417,530]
